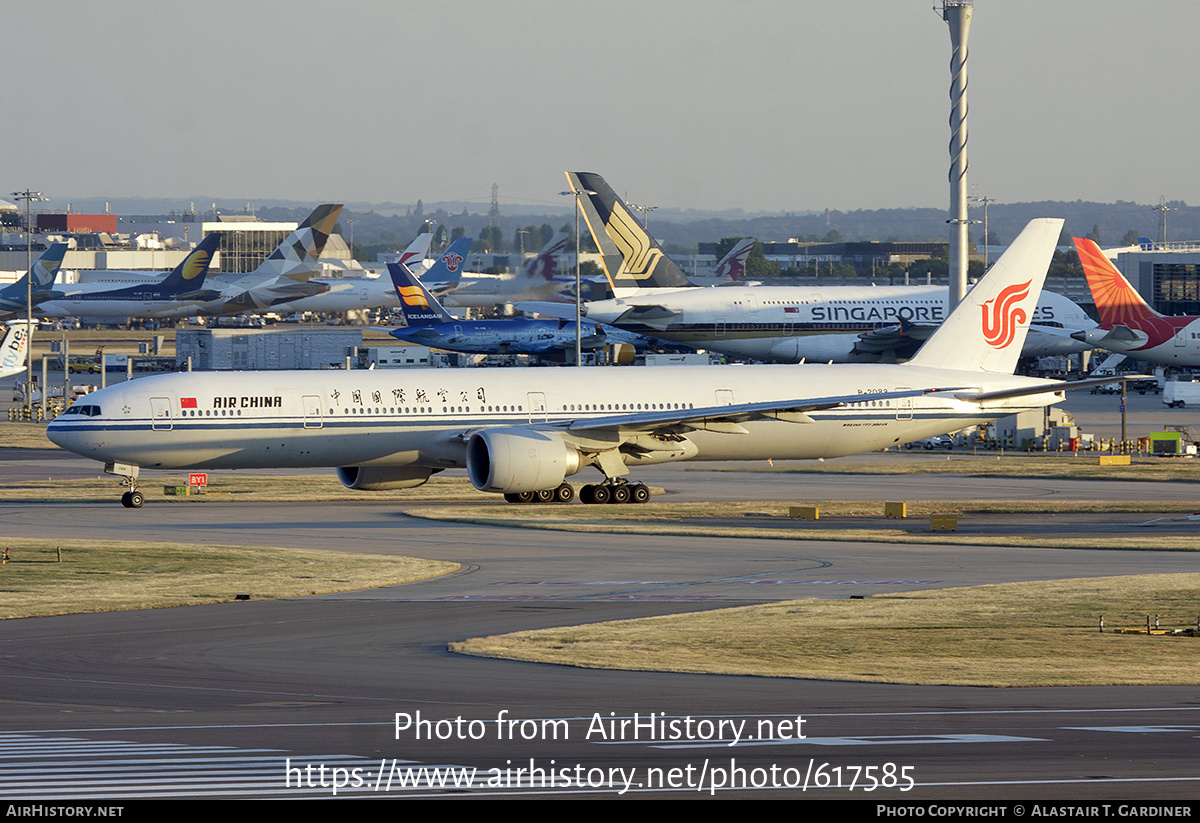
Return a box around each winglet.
[1073,237,1159,326]
[906,218,1063,374]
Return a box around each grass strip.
[0,539,457,619]
[451,574,1200,686]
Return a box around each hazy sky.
[7,1,1198,214]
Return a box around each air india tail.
[906,218,1063,374]
[1073,237,1160,327]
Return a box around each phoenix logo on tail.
[981,280,1032,349]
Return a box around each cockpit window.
[63,404,101,417]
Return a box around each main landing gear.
[502,481,651,505]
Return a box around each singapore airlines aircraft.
[0,322,32,379]
[547,172,1093,363]
[1071,237,1200,366]
[50,217,1096,509]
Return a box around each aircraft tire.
[535,488,555,503]
[580,485,595,504]
[554,483,575,503]
[504,493,524,503]
[610,485,631,504]
[590,485,612,504]
[120,492,132,508]
[630,484,650,504]
[128,491,145,509]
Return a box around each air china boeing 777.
[49,218,1087,509]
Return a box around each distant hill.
[48,196,1194,254]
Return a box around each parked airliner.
[549,172,1093,363]
[47,217,1113,509]
[388,262,607,354]
[268,233,434,316]
[1071,237,1200,366]
[0,244,69,319]
[151,204,343,318]
[35,234,223,322]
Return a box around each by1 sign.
[188,473,208,487]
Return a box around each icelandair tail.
[0,321,31,378]
[419,237,473,285]
[906,218,1063,374]
[566,171,693,292]
[158,232,223,293]
[1073,237,1160,326]
[257,204,343,281]
[387,262,454,326]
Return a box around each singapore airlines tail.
[566,171,694,293]
[906,218,1063,374]
[1074,237,1161,327]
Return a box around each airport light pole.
[941,0,973,308]
[12,189,47,416]
[560,186,596,366]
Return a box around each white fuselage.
[584,285,1095,362]
[46,364,1058,474]
[269,275,398,315]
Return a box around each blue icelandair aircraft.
[387,261,608,355]
[0,243,69,319]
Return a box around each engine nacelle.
[337,465,436,491]
[466,428,582,494]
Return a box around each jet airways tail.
[419,237,473,285]
[566,172,693,293]
[0,321,31,378]
[254,203,343,281]
[157,232,223,294]
[906,218,1063,374]
[387,262,454,326]
[1073,237,1160,327]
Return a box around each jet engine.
[466,428,582,493]
[337,465,436,491]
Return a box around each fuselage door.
[150,396,173,431]
[715,389,735,406]
[895,387,913,421]
[1175,327,1188,347]
[303,394,323,429]
[527,392,547,422]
